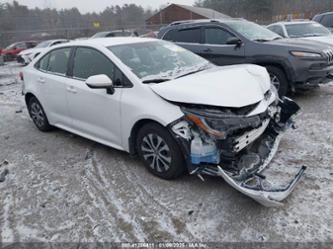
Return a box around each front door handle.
[67,86,77,94]
[37,77,45,84]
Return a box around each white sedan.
[22,38,305,207]
[267,21,333,46]
[17,39,68,65]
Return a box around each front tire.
[136,123,186,180]
[266,66,289,97]
[27,96,53,132]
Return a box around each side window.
[38,53,50,71]
[321,14,333,27]
[174,28,201,43]
[268,25,285,37]
[73,47,115,80]
[204,27,235,45]
[163,30,177,41]
[47,48,71,75]
[16,43,27,49]
[27,42,36,48]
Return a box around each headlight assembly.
[290,51,322,59]
[186,113,227,139]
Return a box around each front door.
[66,47,122,147]
[201,26,246,66]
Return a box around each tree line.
[195,0,333,22]
[0,1,156,46]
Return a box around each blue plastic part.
[191,151,220,165]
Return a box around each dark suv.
[158,19,333,96]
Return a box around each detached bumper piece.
[216,165,306,207]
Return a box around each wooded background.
[1,0,333,46]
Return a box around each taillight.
[19,72,24,81]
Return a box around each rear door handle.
[37,77,45,84]
[67,86,77,94]
[203,48,212,53]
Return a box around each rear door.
[65,46,123,147]
[33,47,72,127]
[201,26,246,66]
[165,27,207,58]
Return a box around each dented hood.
[150,64,270,108]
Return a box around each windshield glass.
[91,32,109,38]
[109,41,211,82]
[5,43,18,49]
[227,21,281,41]
[36,40,53,48]
[285,23,331,38]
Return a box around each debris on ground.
[0,168,9,182]
[0,160,9,167]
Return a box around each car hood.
[267,38,332,51]
[150,64,270,108]
[301,35,333,46]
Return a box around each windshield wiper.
[176,64,211,79]
[142,78,170,84]
[253,39,271,42]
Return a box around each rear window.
[172,28,201,43]
[320,14,333,27]
[36,48,71,75]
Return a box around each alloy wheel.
[30,102,45,128]
[141,133,172,173]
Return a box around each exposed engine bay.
[170,96,305,207]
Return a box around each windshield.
[108,41,211,82]
[227,21,281,41]
[35,40,53,48]
[91,32,109,38]
[285,23,331,38]
[5,43,18,49]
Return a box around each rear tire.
[266,66,289,97]
[136,123,186,180]
[27,96,53,132]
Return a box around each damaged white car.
[22,38,305,207]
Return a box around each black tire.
[136,123,186,180]
[27,96,53,132]
[266,66,289,97]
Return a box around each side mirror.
[86,74,115,94]
[226,37,242,47]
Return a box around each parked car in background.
[91,30,139,39]
[267,20,333,46]
[313,12,333,31]
[21,38,304,207]
[159,19,333,96]
[1,41,37,61]
[17,39,69,65]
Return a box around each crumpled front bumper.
[216,165,306,207]
[189,97,306,207]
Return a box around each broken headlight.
[186,112,227,139]
[182,107,263,140]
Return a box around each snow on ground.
[0,63,332,243]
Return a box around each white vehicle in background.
[21,38,305,207]
[267,20,333,46]
[17,39,68,65]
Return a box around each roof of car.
[168,18,246,27]
[66,37,157,48]
[315,11,333,17]
[269,20,316,26]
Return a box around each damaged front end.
[170,94,305,207]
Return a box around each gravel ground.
[0,63,332,243]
